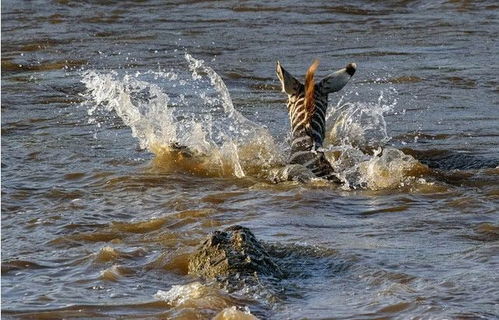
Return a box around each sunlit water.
[2,1,498,319]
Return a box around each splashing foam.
[326,91,395,148]
[213,306,259,320]
[325,91,429,190]
[81,54,427,189]
[155,282,259,319]
[81,54,283,178]
[155,282,231,309]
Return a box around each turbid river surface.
[2,0,498,319]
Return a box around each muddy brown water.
[2,0,498,319]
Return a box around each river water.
[2,1,498,319]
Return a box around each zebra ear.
[276,61,302,95]
[318,63,356,93]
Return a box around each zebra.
[276,60,356,182]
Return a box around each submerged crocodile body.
[188,225,283,282]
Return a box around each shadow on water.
[403,147,498,170]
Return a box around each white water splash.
[81,54,283,178]
[323,89,427,189]
[329,147,426,190]
[155,282,206,305]
[155,283,259,319]
[81,54,425,189]
[213,306,259,320]
[326,88,397,148]
[83,70,177,150]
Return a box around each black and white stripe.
[276,61,356,181]
[286,90,337,180]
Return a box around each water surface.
[2,0,498,319]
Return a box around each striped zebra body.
[276,60,356,181]
[287,92,336,179]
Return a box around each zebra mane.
[304,59,319,124]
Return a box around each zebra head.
[276,60,356,151]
